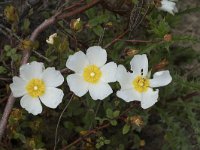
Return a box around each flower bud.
[46,33,57,44]
[4,5,19,23]
[70,18,83,32]
[163,34,172,42]
[104,22,113,28]
[129,115,143,127]
[10,108,23,121]
[125,48,139,57]
[140,139,145,147]
[80,130,89,135]
[20,39,34,51]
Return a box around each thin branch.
[54,94,74,150]
[121,39,153,43]
[0,0,102,141]
[61,123,110,150]
[104,29,129,49]
[57,0,102,20]
[32,50,51,63]
[0,94,15,140]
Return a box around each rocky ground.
[173,0,200,77]
[175,0,200,51]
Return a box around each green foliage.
[122,124,130,135]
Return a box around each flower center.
[83,65,102,84]
[132,76,149,93]
[26,79,46,98]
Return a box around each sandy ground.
[173,0,200,76]
[175,0,200,51]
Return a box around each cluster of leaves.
[0,0,200,149]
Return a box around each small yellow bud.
[105,22,113,28]
[129,115,143,127]
[20,39,34,51]
[140,139,145,147]
[10,108,23,121]
[163,34,172,42]
[4,5,19,23]
[46,33,57,44]
[70,18,83,32]
[80,130,89,136]
[125,48,139,57]
[28,138,36,148]
[85,138,93,148]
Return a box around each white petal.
[42,67,64,87]
[20,94,42,115]
[40,87,64,108]
[10,77,27,97]
[141,88,159,109]
[89,82,112,100]
[159,0,177,15]
[66,51,89,73]
[116,89,141,102]
[20,61,44,81]
[67,74,89,97]
[130,54,148,76]
[116,65,133,89]
[46,33,57,44]
[150,70,172,88]
[86,46,107,67]
[100,62,117,83]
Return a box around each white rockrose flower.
[46,33,57,44]
[116,54,172,109]
[66,46,117,100]
[10,61,64,115]
[158,0,178,15]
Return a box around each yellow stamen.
[132,76,149,93]
[26,79,46,98]
[83,65,102,84]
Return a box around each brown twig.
[54,94,74,150]
[61,0,84,12]
[57,0,101,20]
[61,123,110,150]
[121,39,153,43]
[0,0,102,141]
[104,29,129,49]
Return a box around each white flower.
[66,46,117,100]
[158,0,178,15]
[46,33,57,44]
[116,54,172,109]
[10,61,64,115]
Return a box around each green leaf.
[95,143,102,149]
[110,120,117,126]
[93,25,104,36]
[106,108,113,119]
[113,110,120,118]
[0,66,7,74]
[22,18,30,32]
[122,124,130,134]
[89,14,110,27]
[63,121,74,130]
[104,139,110,144]
[4,45,11,51]
[95,117,109,125]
